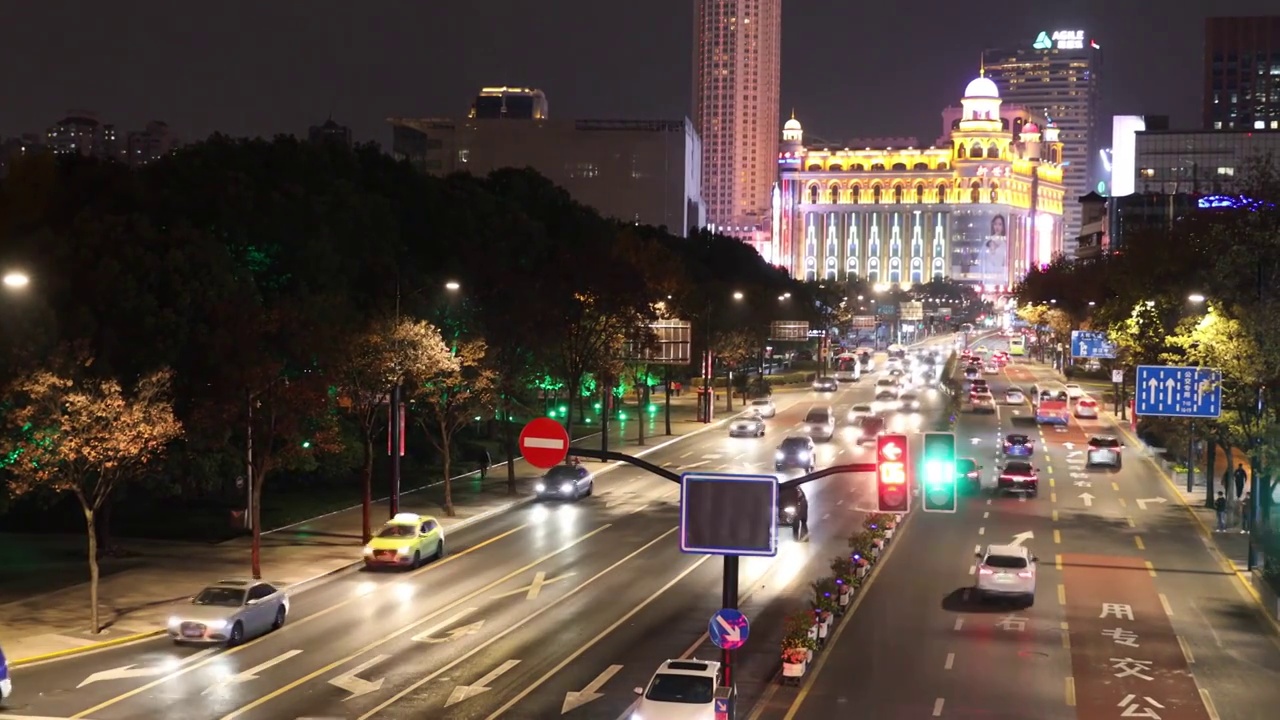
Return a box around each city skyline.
[3,1,1276,147]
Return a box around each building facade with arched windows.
[773,76,1066,293]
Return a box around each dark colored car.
[1004,434,1034,457]
[812,376,838,392]
[778,485,809,535]
[853,415,885,445]
[775,436,816,472]
[957,457,982,491]
[535,463,594,500]
[997,460,1039,496]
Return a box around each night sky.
[2,0,1276,147]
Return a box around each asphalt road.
[778,341,1280,720]
[0,342,958,720]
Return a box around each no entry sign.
[518,418,571,469]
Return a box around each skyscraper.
[693,0,782,253]
[1203,17,1280,131]
[984,30,1101,257]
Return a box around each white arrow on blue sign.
[1070,330,1116,359]
[1135,365,1222,418]
[708,608,750,650]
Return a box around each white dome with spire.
[964,76,999,99]
[783,116,802,132]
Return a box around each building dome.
[1022,122,1040,133]
[964,76,999,99]
[783,117,802,132]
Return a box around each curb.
[9,629,166,668]
[1108,416,1280,639]
[745,508,917,720]
[7,406,744,668]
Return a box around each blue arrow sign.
[715,697,731,719]
[1135,365,1222,418]
[708,608,750,650]
[1070,330,1116,359]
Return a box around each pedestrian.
[479,448,491,480]
[1241,492,1252,533]
[1235,463,1247,499]
[1214,491,1227,532]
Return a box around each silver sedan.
[168,579,289,646]
[729,416,766,437]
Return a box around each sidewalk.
[0,396,723,664]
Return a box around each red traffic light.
[877,433,910,512]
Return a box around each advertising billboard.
[950,208,1010,289]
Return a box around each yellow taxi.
[362,513,445,569]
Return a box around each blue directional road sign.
[708,608,751,650]
[680,472,778,557]
[1135,365,1223,418]
[1070,330,1117,359]
[715,697,731,720]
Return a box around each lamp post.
[701,291,745,423]
[2,272,30,289]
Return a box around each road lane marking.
[1053,529,1061,544]
[1117,497,1127,508]
[359,526,682,720]
[985,499,991,505]
[481,551,711,720]
[1134,536,1145,550]
[203,650,303,695]
[954,618,964,631]
[1145,560,1158,577]
[983,511,989,519]
[822,513,830,520]
[69,522,533,719]
[1057,584,1066,605]
[491,571,577,600]
[932,698,945,716]
[680,451,693,458]
[1178,635,1196,663]
[1049,478,1055,488]
[1047,465,1054,474]
[1055,554,1063,570]
[445,659,521,707]
[1065,676,1076,706]
[684,460,708,468]
[1060,622,1071,650]
[1112,481,1120,491]
[1127,516,1136,527]
[1050,492,1057,503]
[1051,510,1059,521]
[943,653,954,670]
[974,544,981,554]
[978,527,985,535]
[1159,593,1174,617]
[1200,689,1221,720]
[209,524,613,720]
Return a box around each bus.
[1033,382,1070,424]
[1009,336,1026,356]
[833,353,861,382]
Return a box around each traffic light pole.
[722,556,739,686]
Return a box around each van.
[803,406,835,441]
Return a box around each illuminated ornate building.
[773,75,1066,293]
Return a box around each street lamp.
[1188,293,1206,303]
[3,271,29,289]
[733,291,744,300]
[445,281,461,291]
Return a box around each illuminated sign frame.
[1034,30,1086,50]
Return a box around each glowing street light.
[444,281,461,291]
[1188,293,1206,303]
[732,291,744,300]
[2,271,29,289]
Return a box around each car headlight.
[396,546,411,555]
[783,505,796,514]
[561,482,575,492]
[168,615,181,627]
[798,451,810,460]
[362,547,374,556]
[775,451,784,459]
[205,619,227,630]
[534,482,546,492]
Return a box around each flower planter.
[818,617,831,642]
[838,586,852,609]
[884,527,895,540]
[807,624,819,646]
[857,565,869,580]
[781,661,806,684]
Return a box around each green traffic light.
[648,404,658,414]
[922,432,957,513]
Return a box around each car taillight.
[979,566,995,575]
[1017,571,1033,578]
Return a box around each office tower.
[470,87,549,120]
[693,0,782,253]
[1204,17,1280,130]
[984,30,1101,256]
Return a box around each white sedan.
[1065,383,1085,399]
[168,580,289,645]
[1004,389,1025,405]
[729,416,766,438]
[1075,397,1099,418]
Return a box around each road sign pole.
[1187,420,1195,492]
[390,381,402,518]
[722,556,739,686]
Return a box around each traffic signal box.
[876,433,910,513]
[921,432,957,513]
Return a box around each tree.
[412,338,494,516]
[3,361,182,633]
[336,317,455,543]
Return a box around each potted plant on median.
[811,577,839,644]
[830,555,860,612]
[780,610,817,681]
[848,530,878,571]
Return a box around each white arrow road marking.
[715,615,743,645]
[410,608,482,643]
[78,648,217,687]
[1066,450,1084,459]
[1062,442,1076,450]
[1073,480,1093,487]
[493,571,577,600]
[1135,497,1169,510]
[203,650,302,694]
[445,660,521,707]
[1009,531,1034,546]
[331,655,389,700]
[1079,493,1095,507]
[1070,472,1089,479]
[562,664,623,714]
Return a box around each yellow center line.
[1145,560,1158,577]
[1065,676,1076,706]
[1112,481,1120,491]
[70,522,535,719]
[1055,553,1063,570]
[1050,492,1057,503]
[1053,529,1062,544]
[1047,465,1054,474]
[1127,516,1136,527]
[208,524,614,720]
[1058,584,1067,605]
[1134,536,1145,550]
[1049,478,1056,488]
[1118,497,1127,508]
[1052,510,1059,522]
[1060,622,1071,650]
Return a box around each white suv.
[632,658,727,719]
[974,544,1037,606]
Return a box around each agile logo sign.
[1034,30,1085,50]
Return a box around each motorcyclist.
[778,484,809,540]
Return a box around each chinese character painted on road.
[1110,657,1155,680]
[995,614,1027,631]
[1100,603,1135,620]
[1102,628,1140,647]
[1118,693,1165,718]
